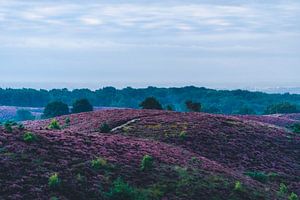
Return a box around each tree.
[72,99,93,114]
[185,100,201,112]
[43,101,69,118]
[139,97,162,110]
[16,109,34,121]
[264,102,298,114]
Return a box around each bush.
[234,181,243,192]
[16,109,34,121]
[72,99,93,114]
[139,97,163,110]
[185,100,201,112]
[105,178,146,200]
[23,132,37,143]
[65,117,71,127]
[48,119,61,130]
[244,171,269,183]
[43,101,69,118]
[91,157,107,170]
[289,192,299,200]
[4,121,13,133]
[179,131,187,140]
[99,123,111,133]
[291,123,300,134]
[48,173,60,188]
[141,155,154,171]
[18,123,25,130]
[279,183,288,196]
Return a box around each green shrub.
[23,132,37,143]
[43,101,69,118]
[4,122,13,133]
[48,119,61,130]
[291,123,300,134]
[244,171,269,183]
[139,97,163,110]
[141,155,154,171]
[18,123,25,130]
[234,181,243,192]
[65,117,71,126]
[179,131,187,139]
[99,123,111,133]
[48,173,60,188]
[72,99,93,114]
[105,178,147,200]
[91,157,107,170]
[289,192,299,200]
[279,183,288,195]
[50,197,59,200]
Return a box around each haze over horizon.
[1,0,299,89]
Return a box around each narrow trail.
[111,118,140,132]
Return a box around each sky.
[0,0,300,90]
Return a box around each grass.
[23,132,37,143]
[48,173,60,188]
[48,119,61,130]
[141,155,154,171]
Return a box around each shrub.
[139,97,163,110]
[91,157,107,170]
[105,178,140,200]
[185,100,201,112]
[141,155,154,171]
[48,119,61,130]
[65,117,71,126]
[43,101,69,118]
[48,173,60,188]
[279,183,288,195]
[50,197,59,200]
[291,123,300,134]
[289,192,298,200]
[4,122,13,133]
[179,131,187,140]
[72,99,93,114]
[234,181,243,192]
[18,123,25,130]
[244,171,269,183]
[23,132,37,143]
[99,123,111,133]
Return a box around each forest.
[1,86,300,114]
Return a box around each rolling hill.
[0,109,299,199]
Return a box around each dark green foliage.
[234,181,243,192]
[48,119,61,130]
[185,100,201,112]
[264,102,298,114]
[15,109,34,121]
[18,123,25,130]
[235,106,256,115]
[99,123,111,133]
[105,178,147,200]
[64,117,71,127]
[141,155,154,171]
[166,105,174,111]
[278,183,288,196]
[4,121,13,133]
[43,101,69,118]
[244,171,270,183]
[72,98,93,113]
[139,97,162,110]
[179,131,187,140]
[23,132,37,143]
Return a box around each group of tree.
[1,86,300,115]
[43,99,93,118]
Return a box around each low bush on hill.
[48,173,60,189]
[23,132,37,143]
[48,119,61,130]
[99,123,111,133]
[91,157,107,170]
[141,155,154,171]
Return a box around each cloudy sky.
[0,0,299,89]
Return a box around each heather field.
[0,109,299,199]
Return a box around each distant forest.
[1,86,300,114]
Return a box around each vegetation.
[279,183,288,196]
[71,98,93,113]
[140,97,163,110]
[91,157,107,169]
[234,181,243,192]
[290,123,300,134]
[141,155,154,171]
[4,121,13,133]
[43,101,69,118]
[99,123,111,133]
[185,100,201,112]
[16,109,34,121]
[48,119,61,130]
[289,192,298,200]
[23,132,37,142]
[48,173,60,188]
[244,171,272,183]
[264,102,298,114]
[105,178,146,200]
[1,87,300,114]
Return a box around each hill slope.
[0,109,299,199]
